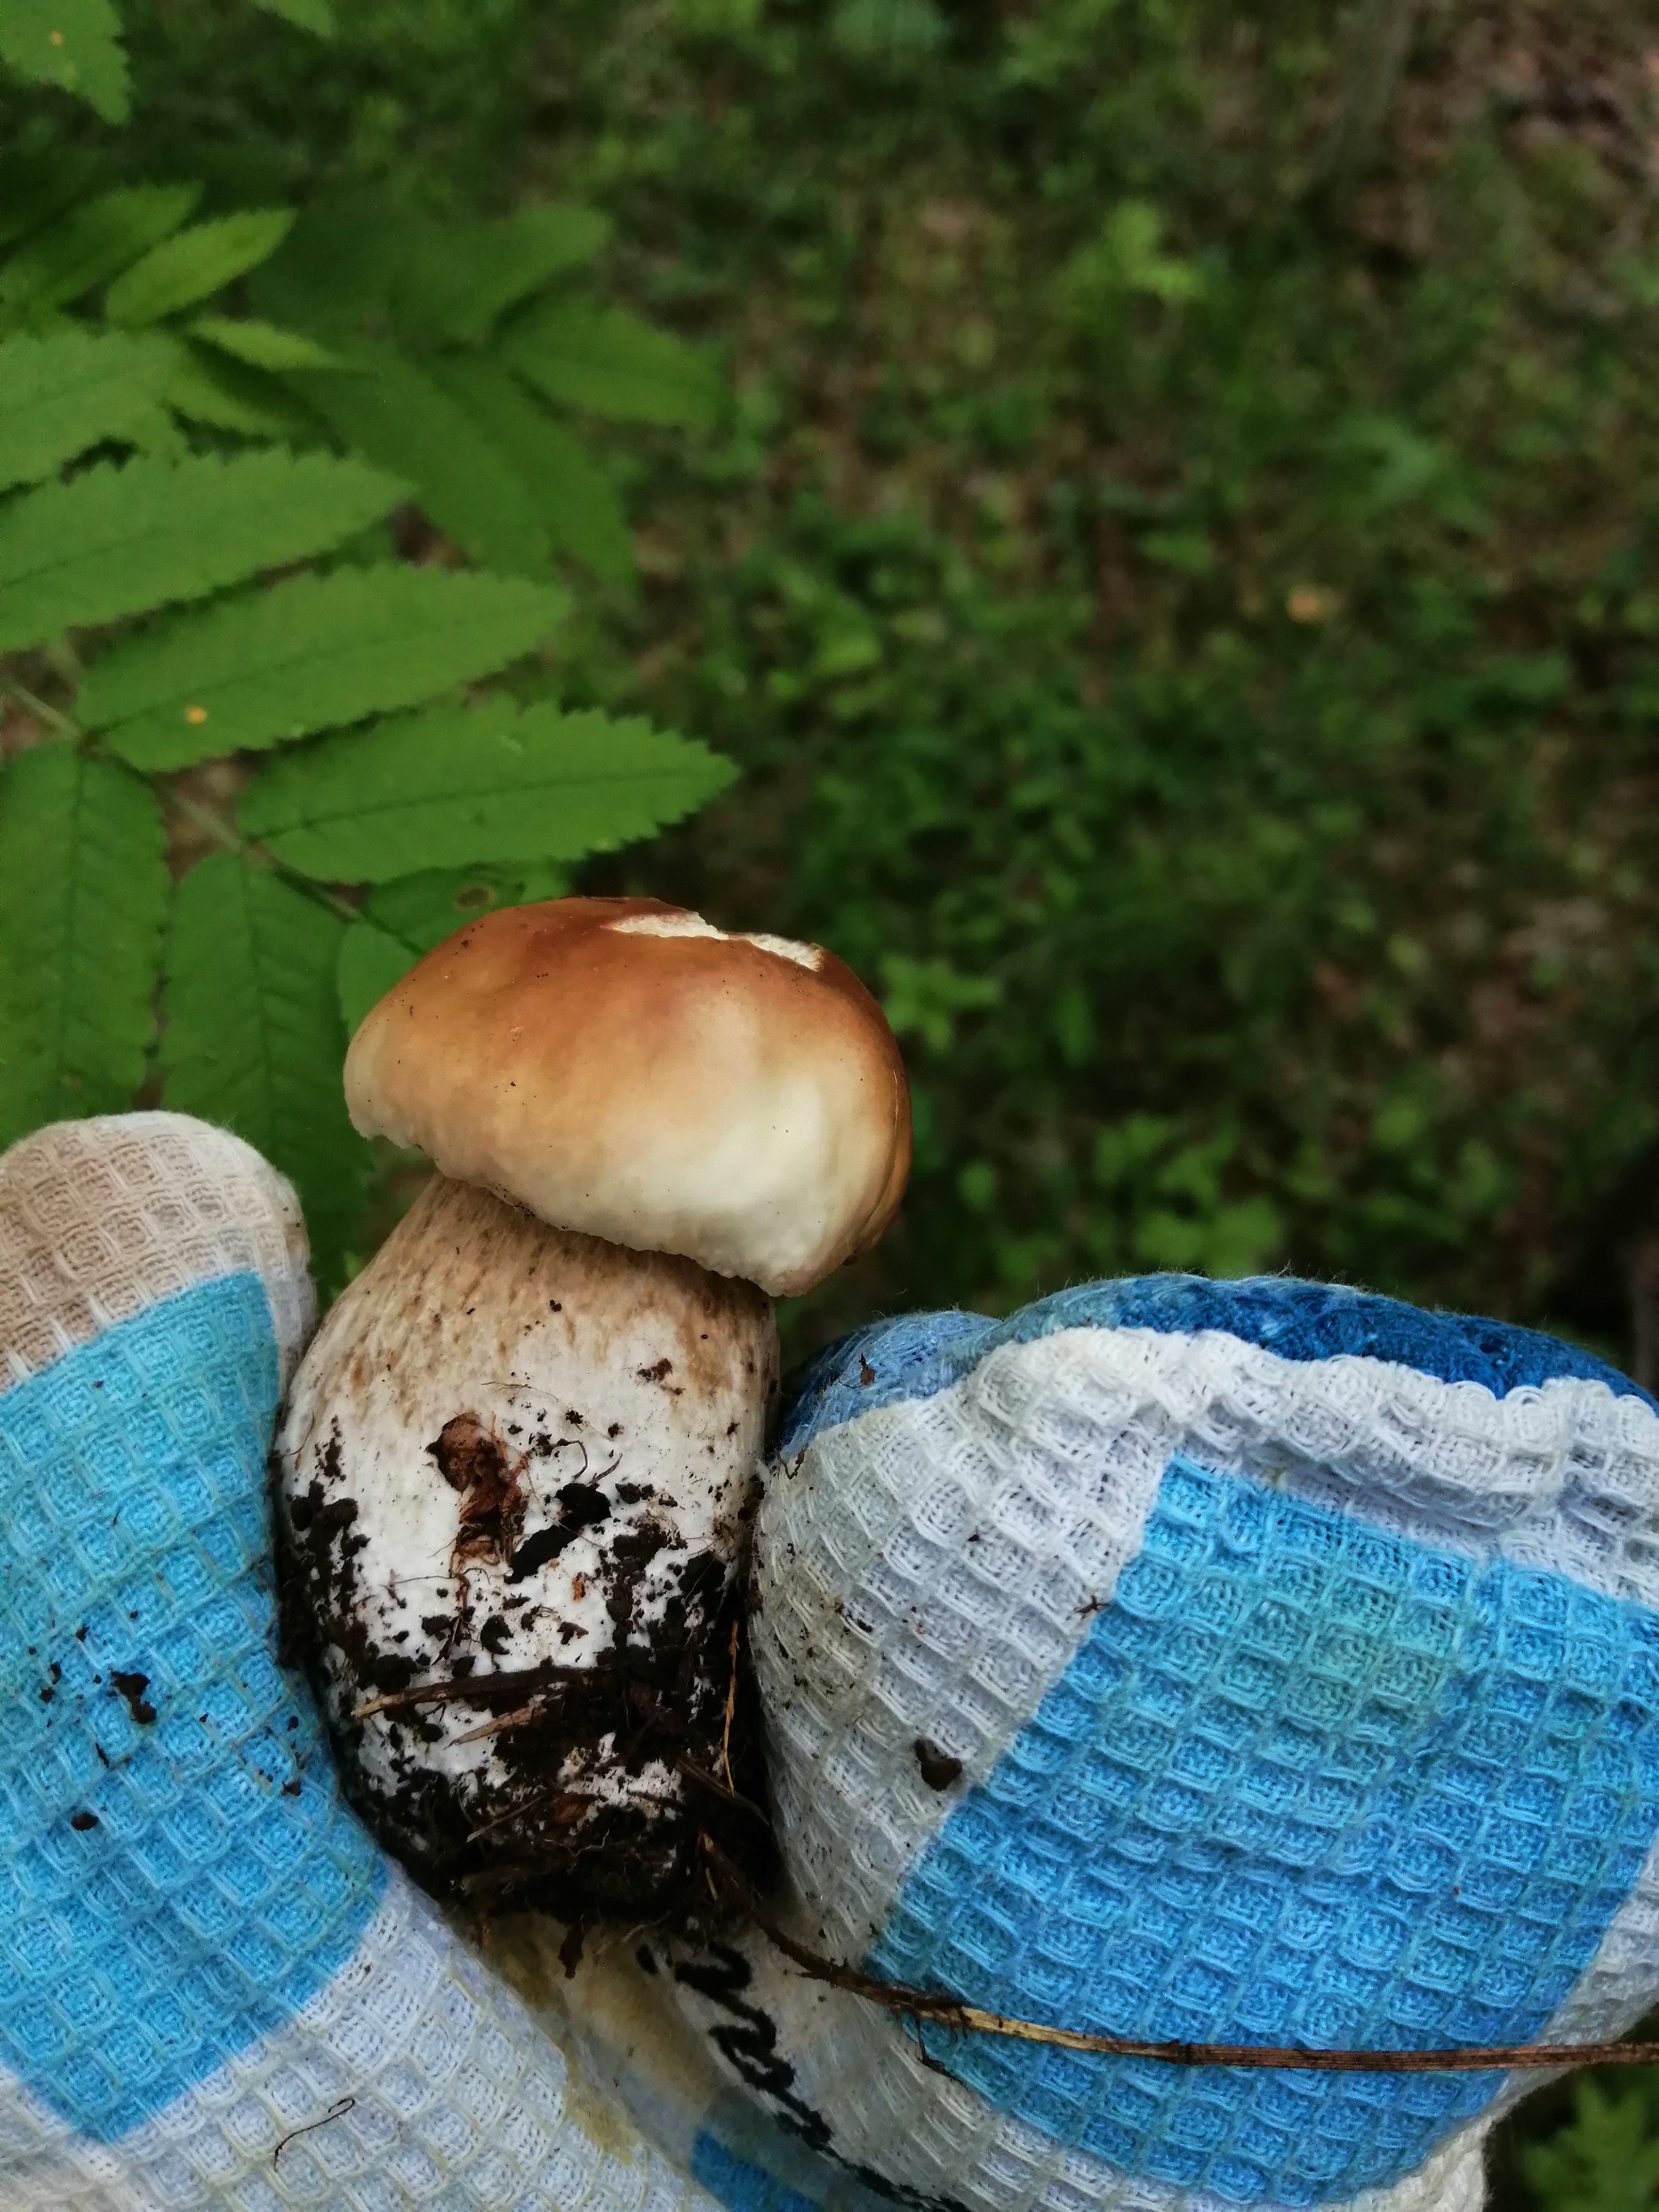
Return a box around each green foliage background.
[8,0,1659,2200]
[0,0,732,1290]
[557,0,1659,1381]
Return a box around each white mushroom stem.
[275,1173,777,1918]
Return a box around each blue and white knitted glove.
[0,1113,720,2212]
[666,1282,1659,2212]
[11,1110,1657,2212]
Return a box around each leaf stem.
[2,677,81,743]
[0,677,360,929]
[162,785,359,925]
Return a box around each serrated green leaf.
[248,190,422,341]
[160,336,316,441]
[0,0,129,121]
[104,210,296,328]
[428,356,634,586]
[123,402,189,462]
[85,566,567,771]
[0,185,200,328]
[241,699,737,880]
[299,343,553,578]
[252,0,335,32]
[190,314,343,371]
[0,326,172,492]
[394,205,612,346]
[339,860,572,1031]
[161,853,365,1290]
[335,918,415,1037]
[504,298,723,428]
[0,746,167,1146]
[371,859,572,944]
[0,448,404,654]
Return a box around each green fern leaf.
[0,326,171,492]
[247,190,417,341]
[394,205,612,345]
[0,185,200,327]
[335,918,416,1038]
[252,0,336,32]
[0,745,167,1145]
[0,0,129,121]
[0,448,404,654]
[161,853,366,1289]
[298,344,552,578]
[85,566,568,771]
[1517,2080,1659,2212]
[241,699,736,881]
[428,356,634,585]
[124,407,189,462]
[104,210,296,328]
[189,315,342,371]
[504,299,723,428]
[337,860,571,1031]
[160,336,315,442]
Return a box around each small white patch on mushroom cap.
[742,931,824,971]
[608,910,824,972]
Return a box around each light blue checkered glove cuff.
[663,1284,1659,2212]
[0,1115,721,2212]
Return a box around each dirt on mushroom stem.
[273,1174,780,1935]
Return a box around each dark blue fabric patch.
[777,1276,1649,1460]
[693,2130,821,2212]
[867,1456,1659,2205]
[777,1310,987,1460]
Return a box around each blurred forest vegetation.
[10,0,1659,2203]
[108,0,1659,1374]
[23,0,1659,1377]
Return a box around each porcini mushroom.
[274,897,910,1932]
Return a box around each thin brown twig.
[453,1698,548,1745]
[721,1618,739,1792]
[751,1902,1659,2075]
[352,1668,555,1720]
[467,1785,572,1843]
[352,1682,458,1719]
[676,1756,771,1826]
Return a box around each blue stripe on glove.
[781,1275,1653,1460]
[0,1270,384,2141]
[868,1453,1659,2202]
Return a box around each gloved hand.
[666,1281,1659,2212]
[6,1113,1657,2212]
[0,1113,723,2211]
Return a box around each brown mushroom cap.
[343,897,912,1297]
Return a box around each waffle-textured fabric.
[496,1916,889,2212]
[665,1278,1659,2212]
[0,1114,723,2212]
